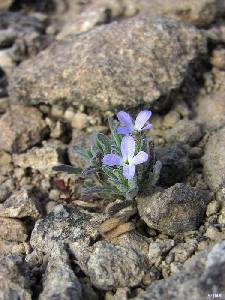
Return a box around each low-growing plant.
[53,110,162,201]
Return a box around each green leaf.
[151,160,162,185]
[73,145,92,161]
[96,133,112,153]
[108,117,122,151]
[81,167,98,177]
[126,187,138,201]
[102,166,119,181]
[52,164,82,174]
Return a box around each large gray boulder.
[9,15,206,112]
[0,255,31,300]
[137,183,211,235]
[134,241,225,300]
[0,104,47,153]
[203,127,225,199]
[124,0,225,27]
[39,246,82,300]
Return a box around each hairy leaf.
[52,164,82,174]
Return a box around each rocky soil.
[0,0,225,299]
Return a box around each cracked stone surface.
[134,241,225,300]
[0,254,31,300]
[0,104,47,153]
[85,240,144,290]
[30,204,106,254]
[9,15,206,112]
[203,127,225,195]
[39,246,82,300]
[137,183,211,235]
[0,189,41,220]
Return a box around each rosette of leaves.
[53,115,161,201]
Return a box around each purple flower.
[102,136,148,180]
[117,110,152,135]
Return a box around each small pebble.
[210,48,225,69]
[49,189,60,201]
[218,205,225,224]
[197,240,208,251]
[204,226,224,241]
[163,111,180,128]
[206,200,220,216]
[189,147,203,158]
[0,49,14,75]
[0,150,12,165]
[170,262,183,274]
[64,107,75,121]
[71,112,89,129]
[46,201,58,213]
[51,105,64,118]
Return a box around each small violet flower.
[117,110,152,135]
[102,136,148,180]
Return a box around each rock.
[105,199,137,220]
[0,104,47,153]
[112,231,150,264]
[30,204,106,254]
[0,179,14,203]
[0,255,31,300]
[203,127,225,192]
[0,68,7,98]
[165,120,202,145]
[0,150,12,165]
[13,144,62,172]
[9,15,206,112]
[163,111,180,128]
[0,189,41,219]
[188,146,203,158]
[137,183,211,235]
[195,90,225,131]
[57,3,109,39]
[113,288,130,300]
[0,11,51,62]
[68,131,93,167]
[0,29,17,49]
[169,241,197,263]
[86,241,144,290]
[204,226,224,241]
[0,239,30,256]
[71,112,89,130]
[148,239,175,265]
[0,217,27,241]
[133,241,225,300]
[218,204,225,224]
[207,23,225,43]
[124,0,223,27]
[103,222,135,240]
[39,246,82,300]
[206,200,220,216]
[99,217,128,235]
[30,204,145,290]
[0,0,12,10]
[156,143,193,186]
[0,49,14,75]
[211,48,225,69]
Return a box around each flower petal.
[123,164,135,180]
[117,126,132,135]
[134,110,152,131]
[102,154,122,166]
[117,111,133,127]
[121,136,135,161]
[132,151,148,165]
[141,123,153,131]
